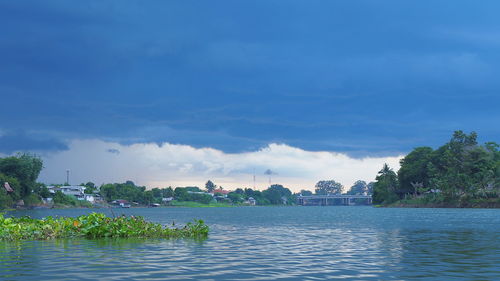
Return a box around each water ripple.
[1,207,499,280]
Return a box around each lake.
[1,206,499,280]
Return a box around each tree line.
[1,152,386,210]
[372,131,499,207]
[99,181,296,206]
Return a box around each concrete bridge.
[296,194,372,206]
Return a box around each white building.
[47,185,87,200]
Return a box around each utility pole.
[66,169,70,185]
[253,168,256,189]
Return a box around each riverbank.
[385,197,500,208]
[2,201,246,211]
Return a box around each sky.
[0,1,499,191]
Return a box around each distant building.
[212,189,230,197]
[188,191,214,196]
[84,194,95,203]
[47,185,93,201]
[111,199,130,208]
[162,197,174,204]
[244,197,256,206]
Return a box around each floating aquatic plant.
[0,212,208,240]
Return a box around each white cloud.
[38,139,402,192]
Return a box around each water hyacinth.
[0,212,208,241]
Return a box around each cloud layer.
[0,1,498,157]
[37,139,402,192]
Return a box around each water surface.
[1,207,499,280]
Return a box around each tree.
[0,173,20,208]
[174,187,189,201]
[262,184,293,205]
[369,131,499,206]
[227,192,244,203]
[0,153,43,198]
[315,180,344,195]
[39,186,51,198]
[83,182,97,194]
[397,147,434,197]
[151,188,162,198]
[300,189,313,196]
[162,187,174,198]
[426,131,498,198]
[372,164,399,204]
[347,180,368,195]
[53,190,77,206]
[367,182,375,195]
[205,180,216,192]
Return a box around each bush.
[0,189,14,209]
[23,194,41,206]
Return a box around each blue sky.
[0,1,499,189]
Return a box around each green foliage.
[23,194,41,206]
[187,193,213,204]
[53,191,91,208]
[299,189,313,196]
[347,180,369,195]
[315,180,344,195]
[100,182,174,205]
[0,212,208,241]
[0,188,14,209]
[0,173,20,209]
[205,180,216,192]
[83,182,97,194]
[227,192,244,203]
[372,164,399,204]
[397,147,434,196]
[173,187,213,204]
[39,186,51,198]
[0,153,43,198]
[376,131,500,206]
[262,184,293,205]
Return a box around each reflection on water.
[1,207,499,280]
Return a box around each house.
[84,194,95,203]
[212,189,230,197]
[47,185,86,198]
[244,197,256,206]
[111,199,131,208]
[47,185,101,202]
[162,197,174,204]
[188,191,214,196]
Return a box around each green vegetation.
[53,191,92,208]
[0,153,44,209]
[100,180,296,207]
[373,131,500,207]
[100,181,173,205]
[174,186,213,204]
[346,180,373,195]
[0,154,298,209]
[0,212,208,241]
[315,180,344,195]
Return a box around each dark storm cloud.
[1,0,499,156]
[0,131,68,154]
